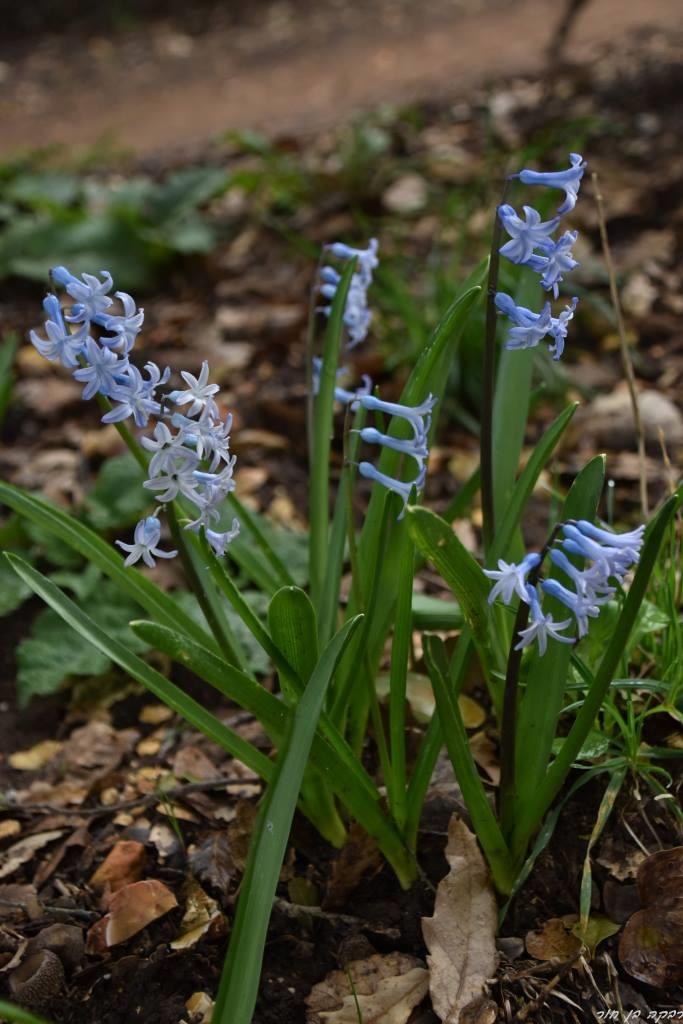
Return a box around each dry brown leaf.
[324,824,382,910]
[170,878,225,949]
[172,745,218,782]
[8,741,64,771]
[619,845,683,987]
[0,831,65,881]
[422,816,497,1023]
[184,991,214,1023]
[86,879,177,951]
[305,952,429,1023]
[89,841,146,896]
[139,704,175,726]
[62,720,139,774]
[0,884,42,922]
[525,915,582,961]
[468,732,500,786]
[0,821,22,841]
[189,832,234,895]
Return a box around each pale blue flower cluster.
[354,393,437,516]
[30,267,240,565]
[495,153,586,360]
[484,519,644,655]
[319,239,379,349]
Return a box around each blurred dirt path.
[1,0,681,158]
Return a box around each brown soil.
[1,0,682,159]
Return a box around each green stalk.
[404,632,473,850]
[309,260,356,610]
[387,520,414,829]
[166,506,247,670]
[480,178,511,553]
[425,634,514,893]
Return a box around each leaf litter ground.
[0,27,683,1024]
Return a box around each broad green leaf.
[83,453,148,531]
[5,554,274,780]
[411,593,462,630]
[0,553,32,617]
[16,582,148,706]
[212,616,363,1024]
[268,586,318,700]
[0,482,219,654]
[406,507,490,652]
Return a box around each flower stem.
[481,178,511,554]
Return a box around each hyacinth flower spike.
[99,291,145,353]
[51,267,114,322]
[497,204,560,264]
[548,548,615,605]
[355,426,428,466]
[547,297,578,361]
[29,295,89,368]
[494,293,553,352]
[541,578,600,638]
[561,523,641,578]
[483,552,541,605]
[318,238,379,349]
[532,231,579,298]
[514,584,574,656]
[311,357,373,405]
[355,393,437,441]
[518,153,587,215]
[570,519,645,553]
[358,462,426,518]
[116,516,177,568]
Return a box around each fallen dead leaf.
[619,845,683,988]
[89,841,146,896]
[170,877,225,949]
[323,824,382,910]
[139,704,175,726]
[525,915,582,961]
[62,720,139,774]
[305,952,429,1024]
[172,745,218,782]
[184,991,214,1023]
[0,832,65,881]
[0,884,42,922]
[468,731,500,786]
[86,879,177,952]
[422,816,497,1023]
[189,832,234,895]
[8,740,64,771]
[0,821,22,841]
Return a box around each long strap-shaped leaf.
[424,634,514,894]
[130,619,417,883]
[511,489,681,859]
[406,506,493,669]
[488,401,578,565]
[0,482,219,655]
[212,615,362,1024]
[0,1000,53,1024]
[4,554,274,782]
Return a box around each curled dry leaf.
[305,952,429,1024]
[170,877,225,950]
[422,816,497,1023]
[323,823,382,910]
[619,845,683,988]
[89,840,146,896]
[189,832,234,896]
[86,879,177,952]
[0,831,65,881]
[525,915,582,961]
